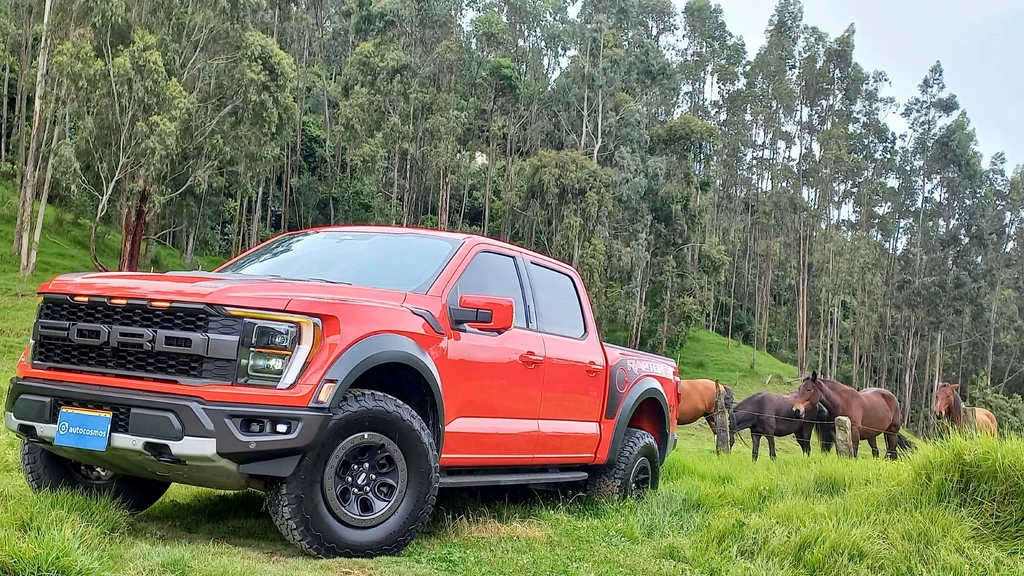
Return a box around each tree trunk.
[119,185,149,272]
[26,112,62,275]
[251,182,263,249]
[12,3,34,255]
[16,0,53,270]
[1,31,11,162]
[437,165,450,230]
[659,274,673,356]
[985,280,1000,391]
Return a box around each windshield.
[217,231,462,293]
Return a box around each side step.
[439,470,589,488]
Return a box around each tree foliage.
[2,0,1023,433]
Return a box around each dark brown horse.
[933,382,998,435]
[793,372,904,459]
[729,391,834,460]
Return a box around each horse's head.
[933,382,960,420]
[793,371,823,417]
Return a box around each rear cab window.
[526,262,586,339]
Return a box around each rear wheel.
[20,440,170,514]
[266,389,438,558]
[588,428,660,499]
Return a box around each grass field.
[1,189,1023,575]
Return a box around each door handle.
[518,352,545,367]
[585,362,603,376]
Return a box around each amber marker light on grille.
[109,298,128,305]
[149,300,172,308]
[72,295,90,303]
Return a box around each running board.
[439,471,589,488]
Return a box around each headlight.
[227,309,321,388]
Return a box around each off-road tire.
[20,440,170,514]
[266,389,439,558]
[588,428,660,499]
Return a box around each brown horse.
[677,379,735,437]
[933,382,998,435]
[793,371,903,459]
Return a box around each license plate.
[54,407,113,452]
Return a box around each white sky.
[707,0,1024,170]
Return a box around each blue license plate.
[54,407,112,452]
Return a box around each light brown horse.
[677,379,734,436]
[933,382,998,435]
[793,372,903,459]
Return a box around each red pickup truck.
[5,227,679,557]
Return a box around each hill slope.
[1,190,1022,575]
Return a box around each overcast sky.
[709,0,1024,170]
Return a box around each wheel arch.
[317,334,444,452]
[607,377,670,463]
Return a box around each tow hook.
[143,442,186,466]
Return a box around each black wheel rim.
[323,432,408,527]
[629,457,652,498]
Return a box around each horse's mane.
[951,388,963,422]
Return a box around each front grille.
[38,301,241,335]
[32,297,241,383]
[51,398,131,434]
[33,340,235,380]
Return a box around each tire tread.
[588,428,658,498]
[266,389,439,558]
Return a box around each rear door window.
[527,262,586,338]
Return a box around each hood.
[39,271,408,310]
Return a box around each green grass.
[1,187,1022,575]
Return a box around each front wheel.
[20,440,170,513]
[588,428,660,499]
[266,389,439,558]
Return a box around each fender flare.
[316,333,444,450]
[607,377,670,463]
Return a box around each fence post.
[713,381,730,454]
[961,405,978,433]
[834,416,855,457]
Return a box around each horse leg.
[851,426,860,458]
[797,424,812,456]
[866,435,880,458]
[885,427,899,460]
[704,414,719,437]
[751,433,761,461]
[761,419,777,461]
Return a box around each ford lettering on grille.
[31,298,242,383]
[35,320,237,359]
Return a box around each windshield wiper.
[307,277,353,286]
[260,274,352,286]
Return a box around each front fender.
[313,333,444,449]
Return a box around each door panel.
[440,250,545,466]
[538,336,605,423]
[534,420,600,464]
[527,261,606,458]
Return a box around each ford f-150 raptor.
[5,226,679,557]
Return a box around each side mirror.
[449,294,514,333]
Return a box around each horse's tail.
[896,433,915,454]
[815,417,835,453]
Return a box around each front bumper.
[5,378,332,490]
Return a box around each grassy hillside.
[1,189,1022,575]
